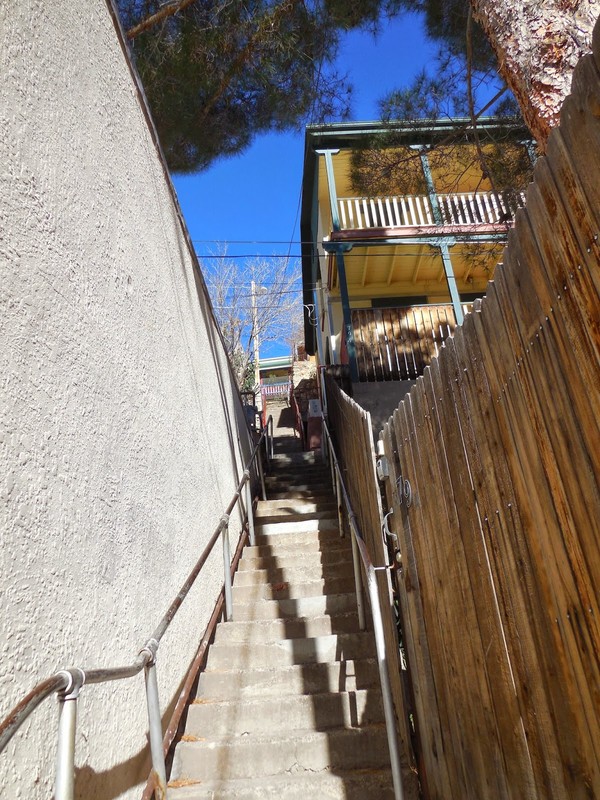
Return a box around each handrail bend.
[0,418,272,799]
[321,415,405,800]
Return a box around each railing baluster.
[399,197,408,226]
[339,199,348,229]
[362,198,370,228]
[384,197,393,227]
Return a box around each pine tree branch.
[196,0,305,124]
[126,0,200,39]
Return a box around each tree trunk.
[470,0,600,147]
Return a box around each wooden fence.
[324,374,418,796]
[328,27,600,800]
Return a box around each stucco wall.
[0,3,252,797]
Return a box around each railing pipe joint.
[55,668,86,702]
[138,638,159,666]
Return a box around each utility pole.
[251,280,260,391]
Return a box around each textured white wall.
[0,2,251,797]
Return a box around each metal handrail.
[321,415,405,800]
[0,418,272,800]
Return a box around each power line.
[199,249,485,259]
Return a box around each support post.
[335,469,345,540]
[366,573,405,800]
[251,280,260,391]
[336,250,359,382]
[439,241,464,326]
[144,660,168,800]
[245,480,256,547]
[257,450,267,501]
[318,149,358,381]
[350,531,367,631]
[222,519,233,621]
[54,670,85,800]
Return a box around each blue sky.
[173,13,439,355]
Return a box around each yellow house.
[300,118,534,415]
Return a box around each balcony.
[338,190,526,233]
[352,303,472,382]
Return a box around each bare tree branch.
[203,252,302,388]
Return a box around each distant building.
[300,119,533,424]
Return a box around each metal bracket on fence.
[395,476,412,508]
[382,509,402,568]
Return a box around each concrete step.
[185,688,384,736]
[206,631,376,670]
[256,498,336,514]
[171,723,391,782]
[195,658,380,700]
[255,518,338,537]
[167,768,395,800]
[214,612,361,643]
[267,489,332,501]
[231,592,357,622]
[232,574,356,603]
[255,508,337,525]
[232,560,354,587]
[271,452,323,466]
[249,527,345,552]
[238,547,351,572]
[264,480,331,494]
[255,499,337,524]
[265,468,331,483]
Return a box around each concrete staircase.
[168,451,396,799]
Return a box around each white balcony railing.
[338,190,526,232]
[260,380,292,399]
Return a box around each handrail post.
[366,572,405,800]
[334,469,344,539]
[221,516,233,621]
[257,448,267,501]
[245,480,256,547]
[350,528,367,631]
[268,415,274,460]
[54,669,85,800]
[143,649,168,800]
[264,421,271,469]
